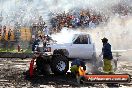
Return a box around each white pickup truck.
[35,33,96,74]
[34,33,117,75]
[47,33,96,59]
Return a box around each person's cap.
[101,37,108,42]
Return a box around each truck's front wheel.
[50,55,69,75]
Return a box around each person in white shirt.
[89,20,96,29]
[43,26,49,35]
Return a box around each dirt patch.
[0,58,132,88]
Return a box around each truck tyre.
[50,55,69,75]
[53,49,69,57]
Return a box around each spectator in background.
[50,17,57,28]
[89,15,97,29]
[89,20,96,29]
[43,26,49,36]
[0,25,2,37]
[32,36,41,52]
[75,17,80,27]
[42,35,47,47]
[8,29,12,40]
[38,35,44,52]
[84,15,90,27]
[2,25,6,40]
[50,10,104,32]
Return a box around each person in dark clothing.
[2,26,6,40]
[35,55,45,74]
[32,36,45,74]
[32,36,41,52]
[99,37,113,74]
[0,27,2,37]
[8,29,12,40]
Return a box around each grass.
[23,48,32,53]
[0,48,32,53]
[0,48,16,52]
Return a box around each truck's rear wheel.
[50,55,69,75]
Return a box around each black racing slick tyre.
[50,55,69,75]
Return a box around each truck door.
[69,35,93,59]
